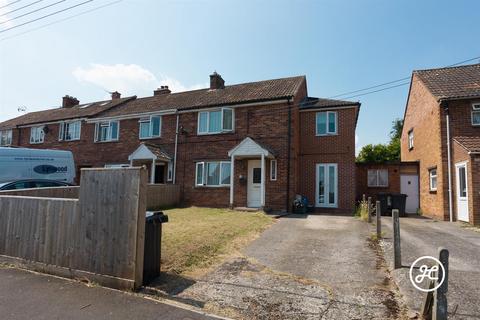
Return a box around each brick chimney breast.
[62,95,79,108]
[210,72,225,90]
[154,86,171,96]
[111,91,121,99]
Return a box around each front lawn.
[161,207,274,276]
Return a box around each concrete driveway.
[382,216,480,319]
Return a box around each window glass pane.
[328,166,335,204]
[223,109,233,131]
[207,162,220,185]
[199,112,208,133]
[459,167,467,197]
[221,162,231,185]
[151,116,161,136]
[367,170,377,186]
[100,125,109,141]
[209,111,222,133]
[328,112,336,133]
[316,113,326,135]
[318,166,325,203]
[270,160,277,180]
[139,121,150,138]
[378,170,388,186]
[196,163,204,185]
[253,168,261,184]
[110,122,119,140]
[473,111,480,125]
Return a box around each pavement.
[0,266,219,320]
[381,216,480,319]
[154,214,406,319]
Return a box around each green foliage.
[357,118,403,163]
[355,199,370,222]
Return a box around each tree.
[356,118,404,163]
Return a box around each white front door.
[400,175,419,214]
[455,162,469,222]
[247,160,262,207]
[316,163,338,208]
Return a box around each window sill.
[59,139,81,142]
[30,142,44,145]
[315,133,338,137]
[139,136,161,140]
[429,190,437,194]
[367,186,389,188]
[95,140,119,144]
[194,185,230,189]
[197,131,235,136]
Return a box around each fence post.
[433,248,449,320]
[376,200,381,238]
[367,197,372,223]
[393,209,401,269]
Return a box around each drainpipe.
[444,102,454,222]
[173,112,179,184]
[286,98,292,212]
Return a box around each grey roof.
[300,97,360,109]
[414,63,480,101]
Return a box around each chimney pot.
[111,91,121,100]
[62,95,79,108]
[210,71,225,89]
[154,85,171,96]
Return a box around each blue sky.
[1,0,479,153]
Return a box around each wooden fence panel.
[0,167,148,290]
[0,186,80,198]
[146,184,181,209]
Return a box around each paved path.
[382,216,480,319]
[0,266,217,320]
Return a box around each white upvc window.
[316,111,337,136]
[471,103,480,126]
[0,129,12,146]
[198,108,234,134]
[95,121,119,142]
[270,159,277,181]
[195,161,231,186]
[59,120,81,141]
[367,169,389,187]
[167,161,173,182]
[408,129,414,150]
[139,115,161,139]
[429,168,438,191]
[30,126,44,144]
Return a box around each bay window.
[198,108,234,134]
[195,161,231,186]
[95,121,119,142]
[139,116,161,139]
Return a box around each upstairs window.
[472,103,480,125]
[30,126,44,144]
[198,108,234,134]
[139,116,161,139]
[367,169,388,187]
[95,121,119,142]
[167,161,173,182]
[316,111,337,135]
[408,129,414,150]
[0,129,12,146]
[429,168,437,191]
[59,121,81,141]
[195,161,231,186]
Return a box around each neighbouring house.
[0,73,360,213]
[402,63,480,225]
[356,162,419,213]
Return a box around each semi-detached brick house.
[402,63,480,225]
[0,73,360,213]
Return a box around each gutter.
[441,100,454,222]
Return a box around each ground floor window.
[196,161,231,186]
[270,159,277,181]
[429,168,437,191]
[367,169,388,187]
[316,163,337,207]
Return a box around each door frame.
[315,163,338,208]
[455,161,469,222]
[247,159,262,208]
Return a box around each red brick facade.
[402,73,480,224]
[2,76,359,213]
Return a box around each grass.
[355,199,370,222]
[160,206,274,276]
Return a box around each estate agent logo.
[409,256,445,292]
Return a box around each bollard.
[433,248,449,320]
[393,209,401,269]
[367,197,372,223]
[376,200,381,238]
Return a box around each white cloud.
[72,63,206,97]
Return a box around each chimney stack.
[62,95,79,108]
[154,85,171,96]
[111,91,121,100]
[210,71,225,90]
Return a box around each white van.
[0,147,75,184]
